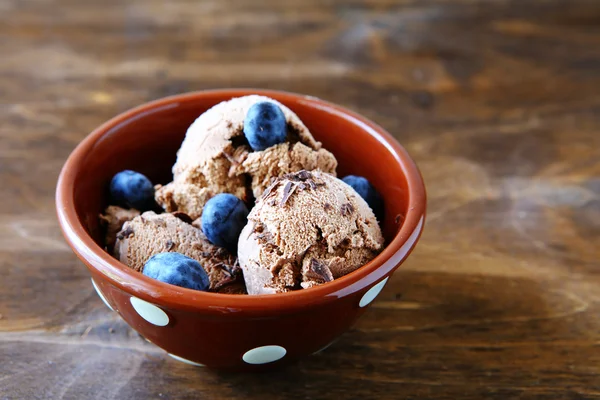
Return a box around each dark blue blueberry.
[201,193,249,253]
[109,170,155,211]
[342,175,385,221]
[243,101,287,151]
[142,252,209,291]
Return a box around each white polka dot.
[130,296,169,326]
[359,277,389,308]
[168,353,205,367]
[91,278,114,311]
[242,345,287,365]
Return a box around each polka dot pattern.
[359,277,389,308]
[130,296,169,326]
[243,345,287,364]
[91,278,114,311]
[168,353,205,367]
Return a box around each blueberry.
[342,175,385,221]
[109,170,155,211]
[243,101,287,151]
[201,193,249,253]
[143,252,209,291]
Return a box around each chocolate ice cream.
[237,170,384,295]
[155,95,337,220]
[99,206,140,251]
[114,211,243,293]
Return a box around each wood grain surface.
[2,0,600,399]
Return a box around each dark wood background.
[2,0,600,399]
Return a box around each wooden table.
[2,1,599,399]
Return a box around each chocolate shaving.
[296,170,312,181]
[263,170,326,207]
[212,262,242,290]
[165,239,175,251]
[261,179,279,200]
[215,262,240,278]
[288,184,299,201]
[198,246,231,261]
[283,170,311,182]
[116,227,134,240]
[340,203,354,217]
[280,181,293,205]
[279,181,299,206]
[324,203,332,211]
[306,179,325,189]
[172,211,193,224]
[307,259,333,283]
[300,171,323,186]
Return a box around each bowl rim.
[56,88,426,313]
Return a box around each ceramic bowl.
[56,89,426,371]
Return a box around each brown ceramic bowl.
[56,89,426,371]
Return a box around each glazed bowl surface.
[56,89,426,371]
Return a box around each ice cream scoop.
[114,211,243,293]
[155,95,337,220]
[99,205,140,251]
[237,170,384,295]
